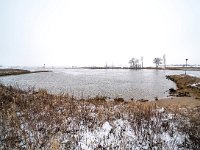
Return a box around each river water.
[0,69,199,100]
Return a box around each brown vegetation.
[0,83,200,149]
[0,69,31,76]
[166,74,200,98]
[0,69,51,77]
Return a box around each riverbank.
[80,66,200,71]
[166,74,200,98]
[0,69,51,76]
[1,75,200,149]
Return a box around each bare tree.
[129,58,135,68]
[129,58,139,68]
[135,59,139,68]
[153,58,162,68]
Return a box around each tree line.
[129,55,166,69]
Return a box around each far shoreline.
[0,68,51,77]
[67,66,200,71]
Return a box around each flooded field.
[0,69,199,100]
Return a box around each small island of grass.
[0,69,51,76]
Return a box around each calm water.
[0,69,199,100]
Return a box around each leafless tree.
[153,58,162,68]
[129,58,139,68]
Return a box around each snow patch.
[157,107,165,113]
[190,82,200,89]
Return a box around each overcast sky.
[1,0,200,67]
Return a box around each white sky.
[0,0,200,67]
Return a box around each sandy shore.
[155,97,200,111]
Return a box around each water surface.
[0,69,199,100]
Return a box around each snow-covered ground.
[1,85,198,149]
[2,103,192,150]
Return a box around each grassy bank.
[166,74,200,98]
[0,82,200,149]
[0,69,50,76]
[0,69,31,76]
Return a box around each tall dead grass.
[0,84,199,149]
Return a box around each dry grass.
[164,75,200,149]
[0,84,200,149]
[0,69,50,77]
[0,69,31,76]
[166,74,200,98]
[155,97,200,111]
